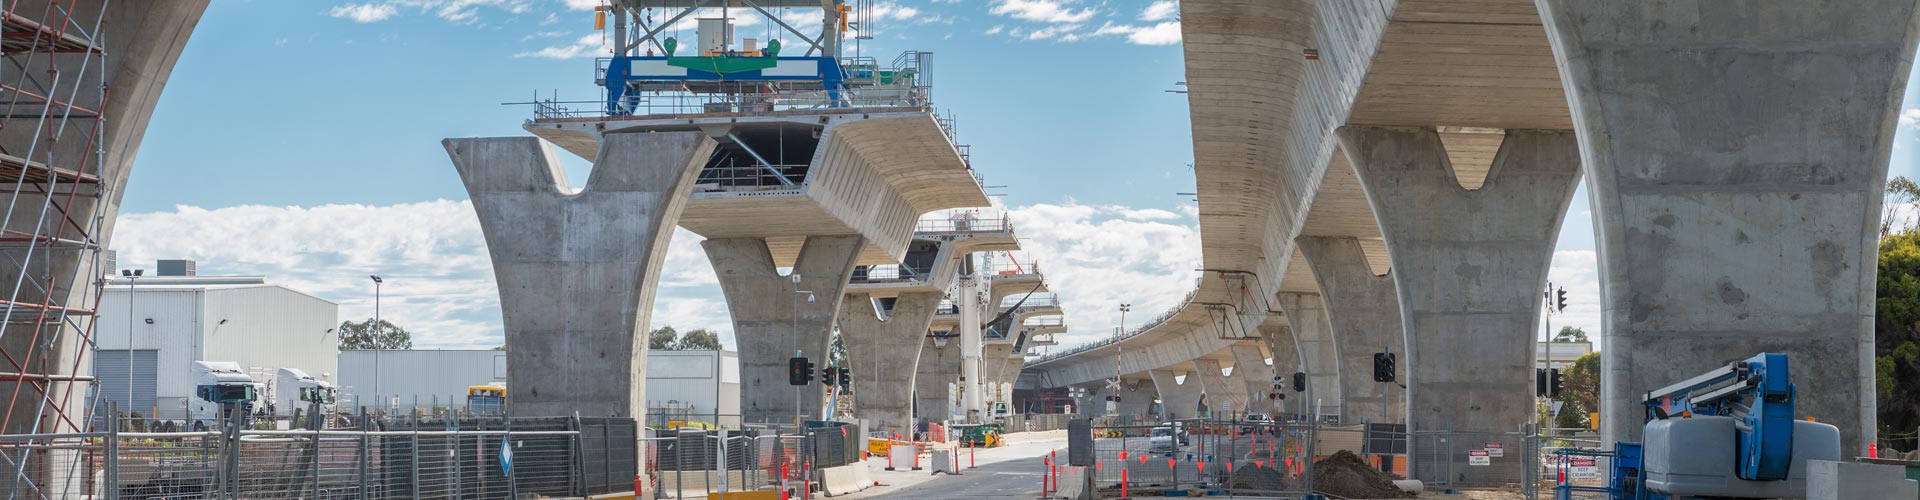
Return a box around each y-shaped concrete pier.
[839,291,941,435]
[1298,236,1405,424]
[1341,127,1579,435]
[1538,0,1920,453]
[448,132,716,418]
[706,235,866,424]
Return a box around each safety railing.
[915,215,1010,234]
[849,264,930,284]
[1026,317,1066,328]
[538,79,934,120]
[1002,293,1061,309]
[695,161,807,192]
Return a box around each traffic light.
[1555,288,1568,312]
[838,369,851,388]
[790,357,817,386]
[1372,352,1396,383]
[1550,368,1565,396]
[1291,372,1307,392]
[822,366,836,386]
[1536,368,1548,396]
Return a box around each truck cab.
[274,367,336,417]
[466,384,506,414]
[190,361,257,425]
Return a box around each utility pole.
[120,269,143,418]
[370,275,383,407]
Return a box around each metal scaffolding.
[0,0,113,495]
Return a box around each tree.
[337,318,411,350]
[648,326,679,350]
[1879,230,1920,442]
[1883,176,1920,238]
[1559,352,1600,422]
[677,329,722,351]
[829,333,846,363]
[1552,326,1589,343]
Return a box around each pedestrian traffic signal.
[1372,352,1396,383]
[789,357,812,386]
[1291,372,1307,392]
[1536,368,1548,396]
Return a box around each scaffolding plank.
[0,151,97,184]
[0,12,100,54]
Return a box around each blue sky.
[112,0,1920,351]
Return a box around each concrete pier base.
[1298,236,1406,424]
[841,291,940,436]
[1275,293,1343,418]
[447,132,716,417]
[1537,0,1920,453]
[1341,126,1580,436]
[914,334,960,423]
[706,235,865,425]
[1149,369,1203,420]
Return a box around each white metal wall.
[339,349,507,409]
[98,283,340,419]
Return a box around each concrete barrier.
[1808,460,1917,500]
[820,463,870,496]
[851,461,874,488]
[1051,465,1092,500]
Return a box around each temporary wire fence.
[645,422,861,499]
[0,405,638,499]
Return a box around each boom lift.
[1554,353,1840,500]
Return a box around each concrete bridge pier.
[1261,324,1307,417]
[447,132,716,418]
[1340,127,1580,436]
[1275,293,1343,418]
[1229,343,1276,415]
[914,333,961,423]
[1298,236,1406,424]
[706,235,866,425]
[1150,369,1204,420]
[1193,358,1251,415]
[840,291,941,436]
[1537,0,1920,453]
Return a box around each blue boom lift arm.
[1640,352,1796,481]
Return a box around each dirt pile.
[1312,450,1413,498]
[1225,461,1294,492]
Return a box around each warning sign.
[1570,458,1599,479]
[1484,443,1504,457]
[1468,449,1491,466]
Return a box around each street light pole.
[120,269,142,418]
[1117,303,1132,342]
[369,275,383,409]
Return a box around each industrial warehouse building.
[93,261,340,419]
[341,349,740,425]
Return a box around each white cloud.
[329,3,399,23]
[1007,200,1203,350]
[515,33,607,59]
[110,200,728,350]
[1092,20,1182,45]
[990,0,1097,24]
[984,25,1005,35]
[1140,0,1178,22]
[1900,108,1920,127]
[1543,250,1603,343]
[560,0,601,11]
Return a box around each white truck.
[272,367,336,417]
[189,361,257,425]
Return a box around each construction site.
[0,0,1909,499]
